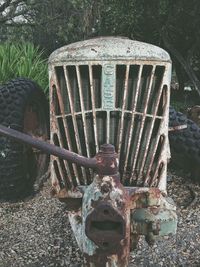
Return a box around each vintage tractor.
[0,37,177,266]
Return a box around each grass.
[0,43,48,93]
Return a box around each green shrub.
[0,43,48,93]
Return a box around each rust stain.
[0,37,178,267]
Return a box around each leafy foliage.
[1,0,200,96]
[0,0,27,23]
[0,43,48,93]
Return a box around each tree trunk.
[162,29,200,97]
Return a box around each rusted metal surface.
[81,173,130,266]
[23,100,49,183]
[0,125,97,169]
[0,124,177,266]
[128,187,177,246]
[0,37,178,266]
[168,124,187,131]
[65,144,129,266]
[48,38,172,193]
[23,106,39,136]
[50,60,171,191]
[85,202,126,249]
[48,37,175,266]
[95,144,118,175]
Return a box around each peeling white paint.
[49,37,171,64]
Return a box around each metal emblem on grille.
[102,64,116,110]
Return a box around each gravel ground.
[0,170,199,267]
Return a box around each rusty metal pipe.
[0,125,97,169]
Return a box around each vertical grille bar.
[106,111,110,143]
[122,65,143,181]
[51,87,73,188]
[53,133,74,189]
[76,66,91,158]
[63,66,87,184]
[89,65,98,153]
[52,70,80,185]
[130,65,156,183]
[76,65,93,180]
[117,64,130,156]
[53,160,64,188]
[137,81,165,182]
[55,130,74,188]
[152,162,165,188]
[52,125,73,188]
[150,153,165,187]
[144,96,168,185]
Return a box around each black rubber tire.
[169,106,200,182]
[0,78,49,200]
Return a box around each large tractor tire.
[187,105,200,127]
[0,78,49,200]
[169,106,200,182]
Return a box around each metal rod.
[64,66,87,184]
[144,101,168,185]
[56,110,163,120]
[130,65,156,183]
[149,137,166,187]
[150,158,165,187]
[117,64,130,155]
[51,87,74,188]
[122,65,143,182]
[106,111,110,144]
[89,65,98,153]
[76,66,91,158]
[53,159,64,188]
[53,71,81,185]
[76,65,93,182]
[137,70,165,181]
[0,124,97,169]
[53,131,74,189]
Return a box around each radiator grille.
[51,63,168,189]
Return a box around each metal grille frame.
[49,57,171,194]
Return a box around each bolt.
[100,144,115,154]
[101,183,111,193]
[151,222,160,235]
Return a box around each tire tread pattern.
[169,106,200,182]
[0,78,48,200]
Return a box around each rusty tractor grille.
[51,63,168,189]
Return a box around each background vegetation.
[0,43,48,92]
[0,0,200,104]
